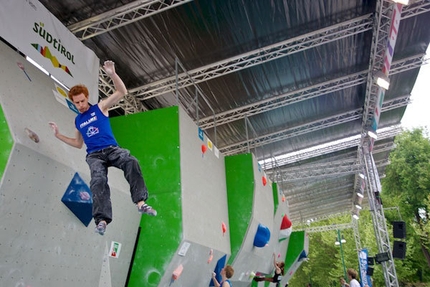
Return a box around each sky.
[399,47,430,130]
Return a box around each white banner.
[0,0,99,104]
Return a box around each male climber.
[49,60,156,235]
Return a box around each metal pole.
[338,229,347,280]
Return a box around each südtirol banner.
[0,0,99,104]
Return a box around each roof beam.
[400,0,430,19]
[221,108,362,155]
[272,151,390,186]
[261,123,401,168]
[201,71,367,129]
[199,53,420,129]
[295,212,351,225]
[220,95,408,156]
[295,223,353,233]
[128,14,374,100]
[281,177,352,195]
[273,158,388,182]
[68,0,192,40]
[287,183,354,202]
[289,192,352,209]
[110,6,426,117]
[289,200,352,222]
[277,158,359,179]
[268,141,393,178]
[389,53,427,75]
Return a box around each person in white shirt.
[347,268,360,287]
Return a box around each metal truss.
[199,53,420,130]
[274,157,388,182]
[401,0,430,19]
[280,177,353,197]
[268,142,393,181]
[354,2,430,284]
[372,141,396,153]
[200,71,367,129]
[359,1,430,132]
[361,0,393,131]
[289,200,352,222]
[285,180,354,197]
[297,211,352,226]
[295,223,352,233]
[352,217,362,252]
[267,141,393,181]
[362,141,399,287]
[275,158,359,181]
[127,14,374,100]
[262,124,401,169]
[389,53,428,75]
[221,108,363,156]
[287,183,354,202]
[221,94,407,157]
[289,197,352,215]
[106,5,426,120]
[68,0,192,40]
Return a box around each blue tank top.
[75,104,118,154]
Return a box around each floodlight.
[392,0,409,5]
[374,71,390,90]
[367,129,378,139]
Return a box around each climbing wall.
[111,106,230,287]
[0,39,142,287]
[0,34,303,287]
[225,153,290,287]
[283,230,309,281]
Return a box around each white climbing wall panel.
[0,38,141,287]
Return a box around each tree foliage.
[287,128,430,287]
[383,128,430,270]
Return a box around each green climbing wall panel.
[284,231,305,271]
[225,153,254,265]
[0,104,13,181]
[111,106,182,287]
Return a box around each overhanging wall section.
[0,39,140,287]
[111,106,182,287]
[113,106,230,287]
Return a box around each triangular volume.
[61,172,93,226]
[62,201,93,227]
[298,250,308,261]
[280,214,292,230]
[279,228,292,240]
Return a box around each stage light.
[374,71,390,90]
[392,0,409,5]
[367,129,378,139]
